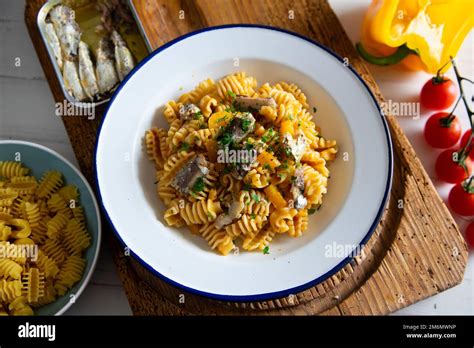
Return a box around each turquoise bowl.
[0,140,101,315]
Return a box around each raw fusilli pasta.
[0,161,91,314]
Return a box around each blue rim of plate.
[94,24,394,302]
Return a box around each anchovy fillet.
[44,22,63,70]
[49,5,81,60]
[95,37,119,94]
[111,30,135,81]
[63,60,86,101]
[78,41,99,101]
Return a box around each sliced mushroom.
[171,154,209,195]
[234,96,276,111]
[179,103,201,121]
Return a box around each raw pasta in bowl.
[0,141,101,315]
[144,72,337,255]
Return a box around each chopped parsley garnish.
[217,115,228,123]
[245,197,251,205]
[243,183,251,191]
[251,193,260,203]
[313,107,317,113]
[263,163,271,171]
[291,175,296,183]
[241,119,251,132]
[227,90,236,99]
[261,128,276,144]
[218,132,233,146]
[194,111,203,120]
[250,213,256,220]
[225,105,236,113]
[180,142,190,152]
[223,166,231,174]
[279,161,289,170]
[207,212,213,219]
[263,246,270,255]
[191,177,205,193]
[194,136,200,142]
[288,114,294,120]
[245,141,254,150]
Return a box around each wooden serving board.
[25,0,468,315]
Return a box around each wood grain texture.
[24,0,468,315]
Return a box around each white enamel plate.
[96,25,392,301]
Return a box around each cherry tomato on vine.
[420,76,457,110]
[461,130,474,159]
[435,149,473,184]
[424,112,462,148]
[465,222,474,249]
[448,177,474,216]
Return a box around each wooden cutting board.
[25,0,468,315]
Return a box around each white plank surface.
[0,0,471,315]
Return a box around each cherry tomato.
[460,130,474,159]
[465,222,474,249]
[424,112,462,148]
[420,77,457,110]
[435,149,473,184]
[448,179,474,216]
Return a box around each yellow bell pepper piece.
[358,0,473,73]
[280,119,295,136]
[257,151,281,170]
[208,111,234,129]
[264,185,287,209]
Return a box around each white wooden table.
[0,0,471,315]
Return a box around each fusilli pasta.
[144,73,337,255]
[0,162,91,314]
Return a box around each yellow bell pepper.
[257,151,281,170]
[208,111,234,129]
[357,0,473,73]
[264,185,287,209]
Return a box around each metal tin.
[127,0,153,53]
[37,0,152,108]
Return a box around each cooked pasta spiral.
[199,223,234,256]
[145,73,337,255]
